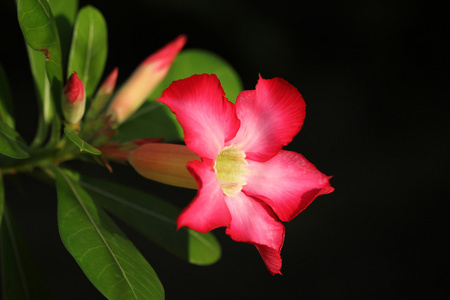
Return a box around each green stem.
[0,136,79,175]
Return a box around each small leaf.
[115,49,242,142]
[80,175,222,266]
[67,5,107,99]
[54,167,164,300]
[63,126,101,155]
[0,205,50,300]
[0,121,29,159]
[0,64,15,129]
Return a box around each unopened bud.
[62,72,86,124]
[86,68,119,120]
[129,143,199,189]
[108,35,187,124]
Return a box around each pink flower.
[157,74,334,275]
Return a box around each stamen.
[214,146,248,196]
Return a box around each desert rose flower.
[62,71,86,125]
[108,35,187,124]
[132,74,334,275]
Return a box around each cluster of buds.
[62,35,186,129]
[60,35,187,154]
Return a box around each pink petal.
[224,192,285,275]
[157,74,240,159]
[243,150,334,222]
[230,76,306,161]
[64,72,85,104]
[177,159,231,232]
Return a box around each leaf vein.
[59,170,139,299]
[81,182,175,224]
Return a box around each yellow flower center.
[214,146,248,196]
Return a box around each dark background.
[1,0,448,299]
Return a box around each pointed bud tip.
[62,71,86,124]
[64,72,85,104]
[108,35,187,124]
[102,67,119,94]
[143,34,187,70]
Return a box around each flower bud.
[62,72,86,124]
[86,68,119,120]
[108,35,187,124]
[129,143,199,189]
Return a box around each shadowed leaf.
[80,175,222,266]
[0,64,14,129]
[48,0,78,66]
[54,167,164,300]
[0,121,29,159]
[0,172,4,228]
[0,206,50,300]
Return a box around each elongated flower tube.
[129,143,199,189]
[153,74,334,275]
[62,72,85,125]
[86,68,118,120]
[108,35,187,124]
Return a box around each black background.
[1,0,448,299]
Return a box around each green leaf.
[0,64,15,129]
[113,102,181,142]
[114,49,242,142]
[17,0,63,109]
[0,121,29,159]
[47,0,78,28]
[149,49,243,103]
[26,46,58,149]
[67,5,107,99]
[0,206,50,300]
[47,0,79,67]
[54,168,164,300]
[17,0,60,51]
[23,0,74,150]
[0,172,4,227]
[63,126,101,155]
[80,175,221,266]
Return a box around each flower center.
[214,146,248,196]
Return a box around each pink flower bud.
[108,35,187,124]
[62,72,86,124]
[129,143,199,189]
[86,68,119,120]
[100,67,119,95]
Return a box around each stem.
[1,136,79,175]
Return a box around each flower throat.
[214,146,248,196]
